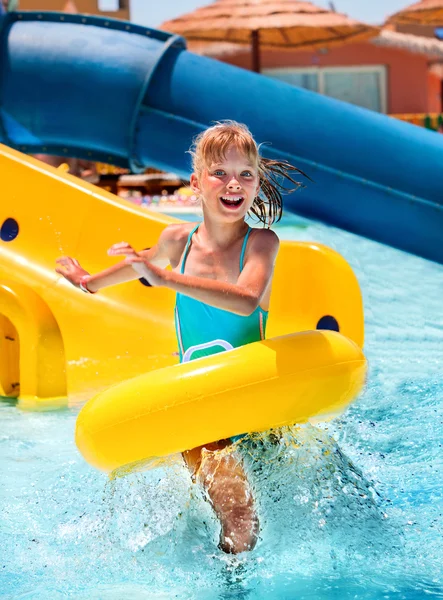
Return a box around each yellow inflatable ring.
[75,330,367,473]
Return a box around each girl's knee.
[219,511,260,554]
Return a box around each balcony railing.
[391,113,443,132]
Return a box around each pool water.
[1,214,442,599]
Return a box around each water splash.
[2,213,443,598]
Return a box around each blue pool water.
[1,214,442,599]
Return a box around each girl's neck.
[198,216,249,250]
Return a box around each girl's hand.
[108,242,162,285]
[107,242,139,259]
[124,256,166,287]
[107,241,145,277]
[55,257,90,288]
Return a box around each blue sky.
[130,0,410,28]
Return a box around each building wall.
[212,42,435,114]
[428,71,442,112]
[18,0,130,20]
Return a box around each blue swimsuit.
[175,224,268,363]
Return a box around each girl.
[56,121,305,554]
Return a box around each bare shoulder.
[160,222,195,243]
[249,227,280,255]
[159,222,199,265]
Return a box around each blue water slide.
[1,11,443,264]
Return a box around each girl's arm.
[55,225,175,292]
[127,229,279,316]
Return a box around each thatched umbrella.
[161,0,379,72]
[388,0,443,25]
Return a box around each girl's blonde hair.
[189,120,309,226]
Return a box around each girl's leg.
[183,440,259,554]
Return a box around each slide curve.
[0,11,443,264]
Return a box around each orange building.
[192,30,443,116]
[18,0,129,20]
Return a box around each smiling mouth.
[220,196,245,209]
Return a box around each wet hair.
[188,120,310,227]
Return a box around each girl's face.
[191,146,260,222]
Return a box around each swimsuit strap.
[239,226,252,271]
[181,223,251,274]
[180,224,200,275]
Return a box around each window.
[267,70,319,93]
[264,65,387,113]
[98,0,119,11]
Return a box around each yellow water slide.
[0,144,365,411]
